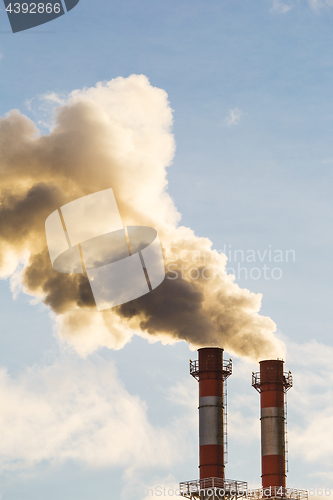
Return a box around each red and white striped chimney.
[252,359,292,489]
[190,347,232,480]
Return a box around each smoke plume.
[0,74,285,360]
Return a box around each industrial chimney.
[179,347,247,499]
[195,347,231,480]
[252,359,292,491]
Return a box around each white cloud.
[308,0,333,9]
[228,409,259,444]
[224,107,243,127]
[167,378,198,408]
[24,91,66,131]
[271,0,293,13]
[269,0,333,13]
[141,476,180,499]
[226,357,260,445]
[0,356,192,475]
[286,341,333,482]
[41,91,66,105]
[1,339,332,491]
[120,473,181,500]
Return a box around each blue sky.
[1,0,333,498]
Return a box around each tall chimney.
[190,347,232,480]
[252,359,293,490]
[180,349,253,499]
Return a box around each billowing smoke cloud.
[0,74,285,360]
